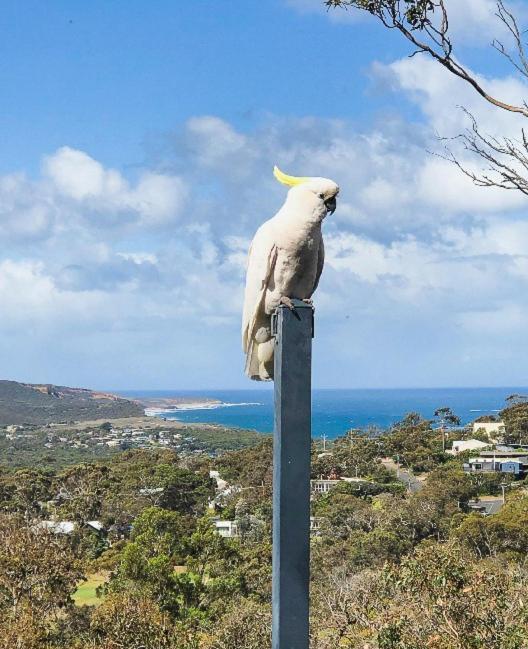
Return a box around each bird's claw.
[280,296,301,320]
[302,298,313,307]
[280,296,296,311]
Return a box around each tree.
[56,463,110,525]
[112,507,188,616]
[215,438,273,496]
[90,592,181,649]
[326,0,528,196]
[10,468,53,520]
[0,513,83,619]
[434,407,461,452]
[384,412,446,472]
[203,597,271,649]
[500,398,528,444]
[330,432,384,479]
[155,465,214,516]
[456,493,528,559]
[311,540,528,648]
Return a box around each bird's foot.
[280,296,296,311]
[302,298,313,307]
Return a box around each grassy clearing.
[73,572,108,607]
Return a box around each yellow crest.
[273,165,310,187]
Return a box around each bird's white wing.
[311,238,325,296]
[242,220,277,354]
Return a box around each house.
[480,450,528,460]
[463,457,497,473]
[310,517,324,536]
[139,487,164,496]
[496,444,528,453]
[37,520,106,536]
[39,520,75,535]
[467,499,504,516]
[311,479,340,494]
[213,519,238,538]
[463,452,528,477]
[500,460,526,476]
[449,439,490,455]
[209,470,228,492]
[311,477,370,494]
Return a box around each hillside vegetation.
[3,411,528,648]
[0,380,143,425]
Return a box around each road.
[381,458,424,493]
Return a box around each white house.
[210,470,228,492]
[213,519,238,538]
[311,477,369,494]
[39,520,75,534]
[449,439,490,455]
[310,479,340,494]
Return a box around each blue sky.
[2,0,528,389]
[0,0,413,172]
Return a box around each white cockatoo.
[242,166,339,381]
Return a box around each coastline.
[144,399,263,419]
[144,401,222,417]
[116,387,524,438]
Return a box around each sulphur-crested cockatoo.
[242,166,339,381]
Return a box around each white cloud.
[444,0,528,45]
[386,56,528,138]
[42,146,187,228]
[3,92,528,387]
[44,147,126,201]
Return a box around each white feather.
[242,176,339,381]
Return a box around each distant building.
[213,519,238,538]
[500,460,526,476]
[37,520,105,535]
[311,479,340,494]
[210,470,228,492]
[311,477,369,494]
[310,517,324,536]
[463,453,528,477]
[449,439,490,455]
[467,499,504,516]
[39,520,75,535]
[86,520,105,534]
[139,487,164,496]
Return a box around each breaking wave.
[145,401,262,417]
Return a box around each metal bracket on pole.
[272,299,313,649]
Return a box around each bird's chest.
[274,233,319,294]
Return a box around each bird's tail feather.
[245,340,273,381]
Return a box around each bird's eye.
[318,193,325,199]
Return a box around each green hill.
[0,380,143,425]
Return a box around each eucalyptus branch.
[325,0,528,117]
[436,110,528,194]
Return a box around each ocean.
[118,387,526,439]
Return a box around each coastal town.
[4,403,527,545]
[1,388,528,646]
[0,410,263,469]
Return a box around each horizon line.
[108,385,528,393]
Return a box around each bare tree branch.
[326,0,528,196]
[326,0,528,116]
[434,109,528,195]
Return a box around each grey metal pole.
[272,299,313,649]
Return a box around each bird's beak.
[325,197,337,214]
